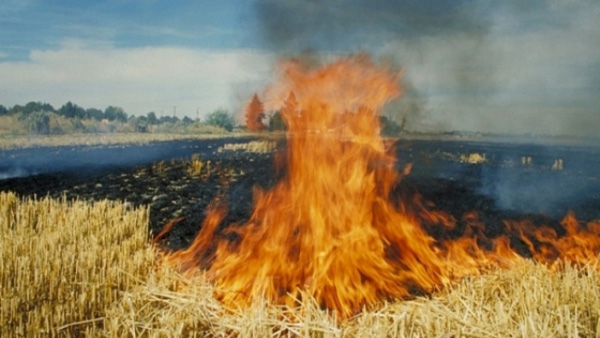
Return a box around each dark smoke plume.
[255,0,489,52]
[253,0,600,137]
[253,0,493,131]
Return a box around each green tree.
[146,112,158,125]
[86,108,104,121]
[104,106,128,122]
[23,102,42,116]
[9,104,23,115]
[128,116,148,132]
[182,116,193,126]
[41,102,55,113]
[59,102,74,118]
[0,105,8,116]
[22,101,55,116]
[159,115,177,124]
[59,101,85,119]
[204,109,236,131]
[268,111,286,131]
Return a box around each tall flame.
[164,54,600,318]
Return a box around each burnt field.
[1,137,600,250]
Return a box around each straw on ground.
[1,191,599,337]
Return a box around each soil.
[1,137,600,251]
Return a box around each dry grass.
[0,132,252,150]
[151,161,168,176]
[2,192,600,337]
[0,115,28,136]
[186,154,206,177]
[218,140,277,154]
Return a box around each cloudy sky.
[1,0,599,135]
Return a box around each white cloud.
[0,42,275,119]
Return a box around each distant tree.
[104,106,127,122]
[9,104,23,115]
[103,106,115,121]
[59,102,75,118]
[182,116,193,126]
[86,108,104,121]
[146,111,158,125]
[59,101,85,119]
[268,111,286,131]
[23,101,42,116]
[204,109,235,132]
[41,102,55,113]
[22,101,55,116]
[75,107,85,119]
[159,115,177,124]
[273,91,298,130]
[245,94,265,131]
[0,105,8,116]
[281,91,298,118]
[128,116,148,132]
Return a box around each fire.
[163,54,600,318]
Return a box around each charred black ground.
[1,137,599,251]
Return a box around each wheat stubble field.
[2,190,600,337]
[2,137,600,337]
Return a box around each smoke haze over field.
[255,0,600,136]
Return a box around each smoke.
[253,0,600,136]
[476,146,600,220]
[254,0,490,130]
[255,0,489,51]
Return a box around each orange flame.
[163,54,600,318]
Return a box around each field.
[0,131,254,150]
[2,137,600,337]
[2,191,600,337]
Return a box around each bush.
[25,111,51,135]
[204,109,236,132]
[128,116,149,133]
[70,118,87,133]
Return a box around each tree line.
[1,96,403,136]
[0,101,239,134]
[0,101,130,122]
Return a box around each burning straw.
[1,193,600,335]
[162,53,600,320]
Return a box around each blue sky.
[0,1,257,59]
[1,0,599,136]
